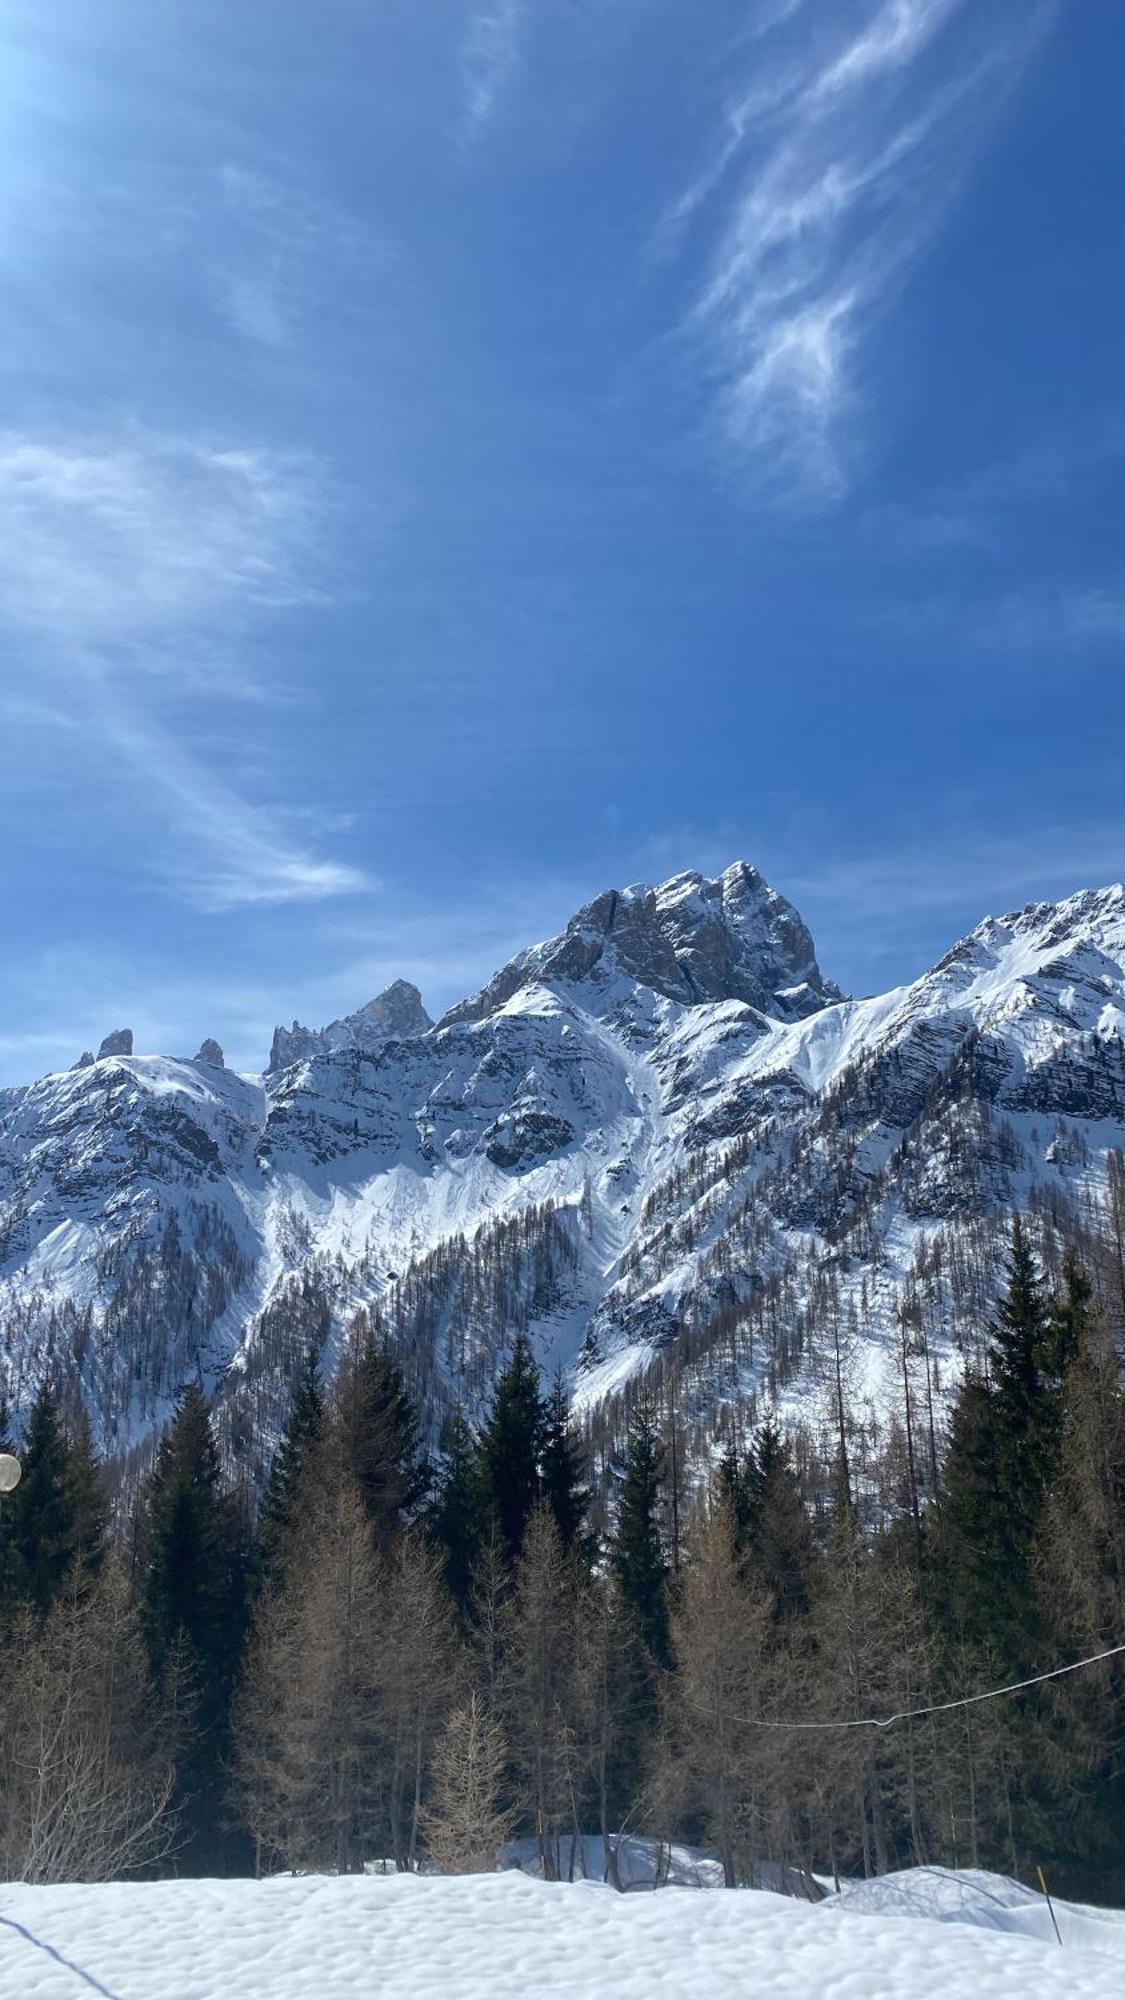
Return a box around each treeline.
[1,1219,1123,1901]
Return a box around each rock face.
[269,982,433,1072]
[1,865,1124,1473]
[356,980,432,1040]
[97,1029,133,1059]
[442,862,840,1027]
[195,1039,225,1068]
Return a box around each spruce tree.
[478,1329,545,1564]
[612,1395,669,1667]
[256,1348,324,1588]
[140,1386,249,1873]
[940,1220,1063,1668]
[744,1417,813,1624]
[5,1384,107,1619]
[540,1374,591,1562]
[429,1408,488,1611]
[334,1320,427,1548]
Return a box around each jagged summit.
[269,979,432,1072]
[3,866,1125,1474]
[441,860,841,1027]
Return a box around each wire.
[692,1640,1125,1733]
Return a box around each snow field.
[1,1867,1123,2000]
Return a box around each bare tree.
[421,1692,514,1873]
[233,1471,384,1874]
[372,1531,459,1868]
[502,1506,583,1879]
[0,1558,176,1883]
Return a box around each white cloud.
[677,0,1055,505]
[0,429,368,910]
[974,584,1125,652]
[0,433,322,640]
[462,0,526,136]
[212,163,370,349]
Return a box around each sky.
[1,0,1123,1080]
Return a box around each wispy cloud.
[863,416,1125,554]
[212,163,371,350]
[0,432,323,640]
[462,0,526,137]
[973,582,1125,652]
[676,0,1054,506]
[0,429,369,910]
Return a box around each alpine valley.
[3,862,1125,1497]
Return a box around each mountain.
[1,865,1123,1477]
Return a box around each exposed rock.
[268,982,432,1072]
[269,1020,319,1072]
[195,1039,225,1068]
[97,1029,133,1060]
[73,1051,95,1070]
[442,861,841,1027]
[356,980,433,1041]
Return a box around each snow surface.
[0,1868,1122,2000]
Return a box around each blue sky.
[1,0,1123,1079]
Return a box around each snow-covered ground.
[1,1867,1122,1999]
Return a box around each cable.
[691,1640,1125,1733]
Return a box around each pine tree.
[478,1330,545,1564]
[540,1374,590,1562]
[1032,1277,1125,1900]
[430,1409,488,1611]
[334,1319,427,1548]
[256,1348,324,1588]
[744,1417,813,1624]
[5,1384,108,1619]
[612,1395,669,1668]
[940,1220,1063,1668]
[140,1386,249,1873]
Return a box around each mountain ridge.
[2,863,1124,1479]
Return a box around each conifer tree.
[234,1471,384,1874]
[256,1348,324,1588]
[334,1319,427,1548]
[612,1395,669,1668]
[540,1374,590,1562]
[422,1691,514,1874]
[744,1417,813,1624]
[140,1385,249,1873]
[0,1557,176,1883]
[1032,1277,1125,1900]
[940,1220,1064,1667]
[502,1506,582,1878]
[478,1330,545,1564]
[5,1384,108,1619]
[430,1408,488,1611]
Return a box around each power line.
[693,1641,1125,1733]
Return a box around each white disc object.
[0,1453,21,1493]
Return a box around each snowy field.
[2,1867,1124,2000]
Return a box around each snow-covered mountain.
[2,863,1124,1469]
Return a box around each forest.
[1,1215,1123,1905]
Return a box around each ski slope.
[1,1868,1122,1999]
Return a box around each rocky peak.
[268,981,433,1073]
[195,1038,225,1068]
[97,1029,133,1060]
[442,862,840,1026]
[355,980,432,1040]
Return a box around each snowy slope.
[1,1867,1121,2000]
[1,865,1124,1463]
